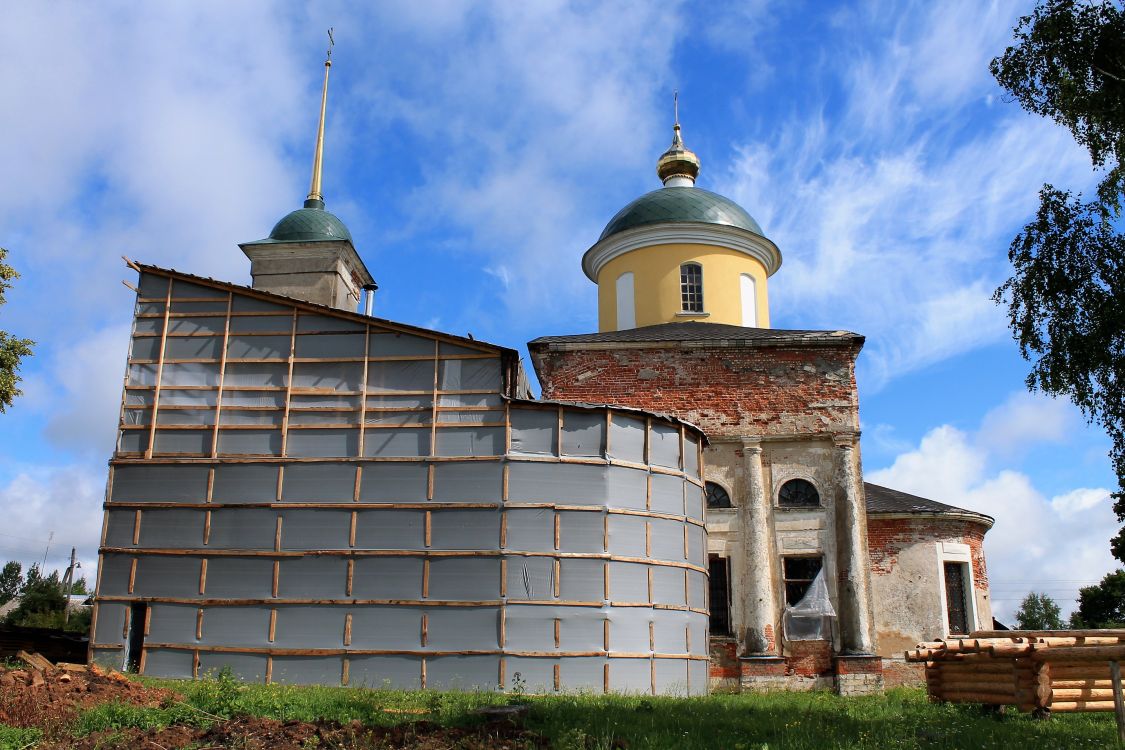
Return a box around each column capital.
[740,438,763,454]
[832,432,859,450]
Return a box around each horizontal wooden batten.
[109,642,709,660]
[93,595,706,615]
[96,547,706,572]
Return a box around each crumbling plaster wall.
[867,517,992,656]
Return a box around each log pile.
[905,630,1125,716]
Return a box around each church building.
[88,52,994,695]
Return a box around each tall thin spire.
[657,90,700,186]
[306,28,334,208]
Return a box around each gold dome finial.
[657,90,700,186]
[306,28,334,208]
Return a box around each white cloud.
[868,392,1116,621]
[977,391,1077,458]
[0,464,105,579]
[715,0,1094,390]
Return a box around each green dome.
[267,199,352,243]
[599,187,763,242]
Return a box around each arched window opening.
[778,478,820,508]
[740,273,757,327]
[680,263,703,313]
[615,272,635,330]
[705,481,732,509]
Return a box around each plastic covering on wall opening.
[94,271,709,695]
[783,569,836,641]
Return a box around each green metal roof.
[248,198,353,244]
[598,187,763,242]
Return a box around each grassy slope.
[1,677,1119,750]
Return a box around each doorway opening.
[943,562,969,635]
[125,602,148,673]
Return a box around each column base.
[739,656,789,692]
[834,655,884,696]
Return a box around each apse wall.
[92,270,709,695]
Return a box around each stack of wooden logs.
[905,629,1125,717]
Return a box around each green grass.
[0,725,41,750]
[54,676,1125,749]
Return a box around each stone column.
[834,435,876,654]
[741,440,778,655]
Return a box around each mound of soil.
[0,664,176,732]
[42,716,548,750]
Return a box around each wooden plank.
[279,309,298,457]
[1112,660,1125,742]
[1036,646,1125,662]
[144,276,174,459]
[209,292,233,456]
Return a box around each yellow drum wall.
[596,244,770,331]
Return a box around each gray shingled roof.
[865,483,993,525]
[530,321,863,347]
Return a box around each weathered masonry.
[91,266,710,694]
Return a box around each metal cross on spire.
[326,27,334,61]
[674,90,679,127]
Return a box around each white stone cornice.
[581,222,783,281]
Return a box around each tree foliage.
[1014,591,1065,630]
[1,561,90,633]
[0,561,22,606]
[1070,569,1125,628]
[991,1,1125,558]
[0,248,34,412]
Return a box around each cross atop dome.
[656,92,701,187]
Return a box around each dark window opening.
[705,482,732,509]
[779,478,820,508]
[680,263,703,313]
[944,562,969,635]
[783,556,823,605]
[126,602,148,673]
[708,555,732,636]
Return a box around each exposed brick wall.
[529,343,862,437]
[867,516,990,590]
[785,640,834,676]
[709,638,739,681]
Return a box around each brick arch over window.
[778,478,820,508]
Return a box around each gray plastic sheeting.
[108,279,710,695]
[509,408,557,455]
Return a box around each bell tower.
[239,30,375,312]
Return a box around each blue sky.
[0,1,1116,620]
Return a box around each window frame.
[704,481,733,510]
[782,555,823,606]
[777,477,821,509]
[679,262,704,313]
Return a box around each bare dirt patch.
[40,716,548,750]
[0,664,176,734]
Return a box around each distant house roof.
[529,321,863,349]
[864,483,993,526]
